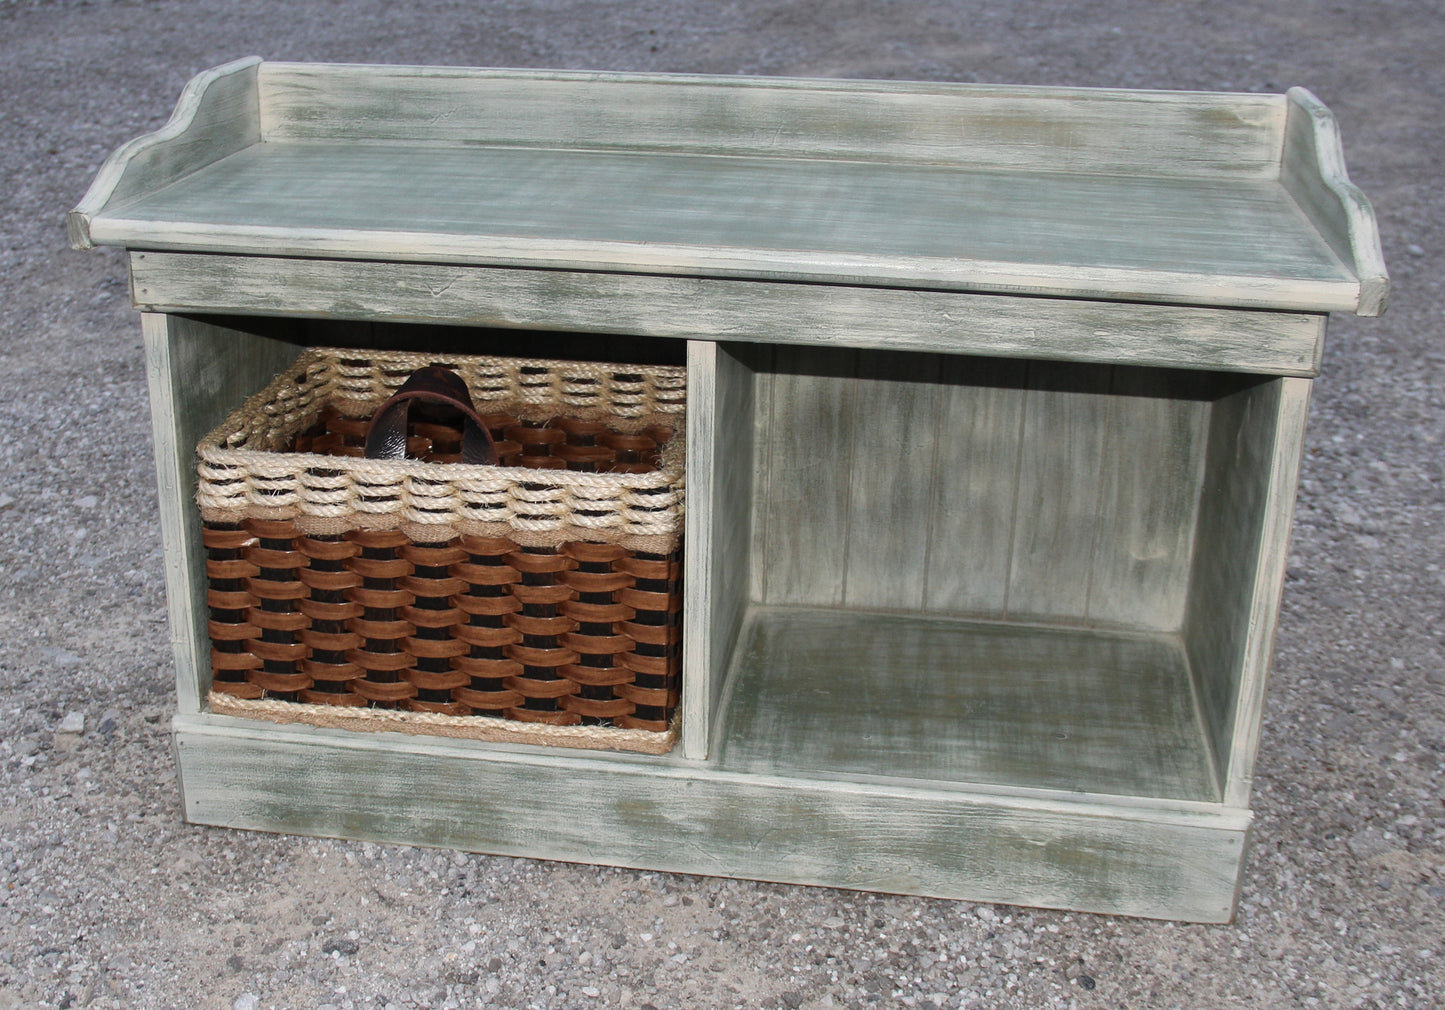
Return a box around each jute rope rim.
[209,691,679,755]
[195,346,687,542]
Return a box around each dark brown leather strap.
[363,365,497,465]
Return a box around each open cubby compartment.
[144,312,689,716]
[685,340,1309,809]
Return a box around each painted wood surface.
[682,342,757,759]
[68,57,261,250]
[922,357,1029,615]
[1180,378,1312,806]
[128,251,1329,376]
[1006,363,1113,623]
[174,714,1248,921]
[752,349,1216,631]
[90,140,1360,313]
[1181,378,1281,794]
[69,63,1388,315]
[756,345,858,607]
[716,608,1218,803]
[681,341,719,760]
[842,352,943,611]
[1084,369,1212,630]
[1280,89,1390,317]
[142,313,304,713]
[1221,377,1312,807]
[258,63,1286,178]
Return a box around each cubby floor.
[714,607,1220,803]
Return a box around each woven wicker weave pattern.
[206,519,682,732]
[196,348,686,550]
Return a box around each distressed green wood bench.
[72,58,1386,922]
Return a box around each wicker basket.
[195,347,686,754]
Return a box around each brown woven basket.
[195,347,686,754]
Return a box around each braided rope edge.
[209,691,680,754]
[196,347,687,541]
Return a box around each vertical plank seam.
[1001,361,1030,620]
[920,353,945,610]
[838,349,860,607]
[1081,367,1117,626]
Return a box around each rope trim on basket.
[208,691,680,755]
[196,347,686,543]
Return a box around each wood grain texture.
[174,713,1248,921]
[682,342,757,760]
[1085,369,1212,630]
[258,62,1286,178]
[717,608,1219,803]
[1005,363,1112,623]
[68,57,261,250]
[77,64,1384,313]
[842,352,942,611]
[1219,377,1313,806]
[142,313,303,713]
[1180,377,1298,801]
[93,141,1358,312]
[1281,88,1390,316]
[758,346,858,606]
[922,357,1029,616]
[681,341,718,760]
[751,352,1217,630]
[129,251,1329,376]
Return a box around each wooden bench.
[72,58,1387,921]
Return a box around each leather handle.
[363,365,497,465]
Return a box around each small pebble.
[1406,243,1425,256]
[1077,974,1096,990]
[57,712,86,735]
[1347,828,1397,860]
[234,995,259,1010]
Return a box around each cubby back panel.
[751,346,1216,632]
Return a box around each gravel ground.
[1,2,1442,1008]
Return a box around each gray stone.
[1347,828,1398,860]
[233,996,259,1010]
[40,648,85,670]
[56,712,85,735]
